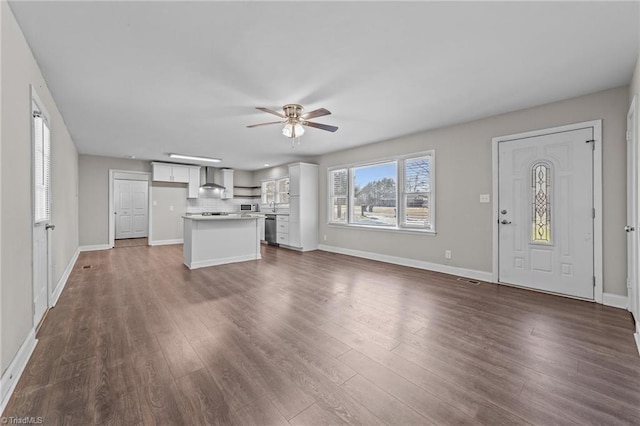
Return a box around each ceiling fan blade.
[246,120,285,128]
[302,121,338,132]
[256,107,286,118]
[301,108,331,120]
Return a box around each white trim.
[108,170,151,248]
[491,120,603,303]
[50,248,79,306]
[602,292,628,310]
[318,244,493,282]
[0,330,37,415]
[149,238,183,246]
[634,333,640,357]
[79,244,110,252]
[186,253,262,270]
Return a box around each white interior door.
[131,180,149,238]
[32,96,52,327]
[115,179,148,239]
[498,127,594,299]
[627,97,638,320]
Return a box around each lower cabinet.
[276,215,289,245]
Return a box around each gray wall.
[151,182,187,242]
[317,86,629,296]
[1,2,79,371]
[78,155,150,246]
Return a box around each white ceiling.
[9,1,639,170]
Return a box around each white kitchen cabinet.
[276,215,289,245]
[152,162,191,183]
[187,166,201,199]
[289,165,301,196]
[283,162,318,251]
[221,169,234,199]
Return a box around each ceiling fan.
[247,104,338,141]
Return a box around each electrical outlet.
[169,205,174,211]
[323,234,327,241]
[479,194,490,203]
[445,250,452,259]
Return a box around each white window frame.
[261,176,290,207]
[32,89,51,225]
[327,150,435,234]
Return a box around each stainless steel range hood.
[201,167,225,190]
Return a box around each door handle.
[625,225,635,232]
[500,220,512,225]
[45,224,55,231]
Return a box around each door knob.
[45,224,55,230]
[500,220,512,225]
[625,225,635,232]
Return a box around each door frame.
[491,120,603,303]
[30,85,53,325]
[627,96,639,321]
[108,170,152,248]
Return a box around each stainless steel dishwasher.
[265,214,278,245]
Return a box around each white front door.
[498,127,594,299]
[627,97,639,320]
[115,179,148,239]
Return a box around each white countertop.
[183,214,262,221]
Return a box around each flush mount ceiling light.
[247,104,338,146]
[169,153,221,163]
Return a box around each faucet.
[270,201,276,212]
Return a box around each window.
[531,162,551,243]
[276,177,289,204]
[402,155,431,228]
[261,177,290,206]
[329,168,348,223]
[328,151,434,232]
[261,180,275,205]
[351,162,397,227]
[33,106,51,224]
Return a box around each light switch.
[479,194,490,203]
[153,200,158,206]
[169,205,174,211]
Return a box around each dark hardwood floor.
[3,244,639,425]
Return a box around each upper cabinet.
[289,164,301,196]
[152,162,193,183]
[187,167,200,198]
[221,169,234,199]
[152,162,201,198]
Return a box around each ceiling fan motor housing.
[283,104,303,119]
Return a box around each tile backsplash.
[186,191,257,213]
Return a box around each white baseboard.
[51,248,79,306]
[149,239,183,246]
[634,333,640,357]
[602,292,628,310]
[186,253,262,270]
[318,244,493,282]
[78,244,110,252]
[0,330,37,415]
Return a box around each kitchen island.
[182,214,262,269]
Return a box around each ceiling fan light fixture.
[282,122,305,138]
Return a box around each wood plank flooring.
[3,244,639,425]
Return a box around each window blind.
[34,113,51,223]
